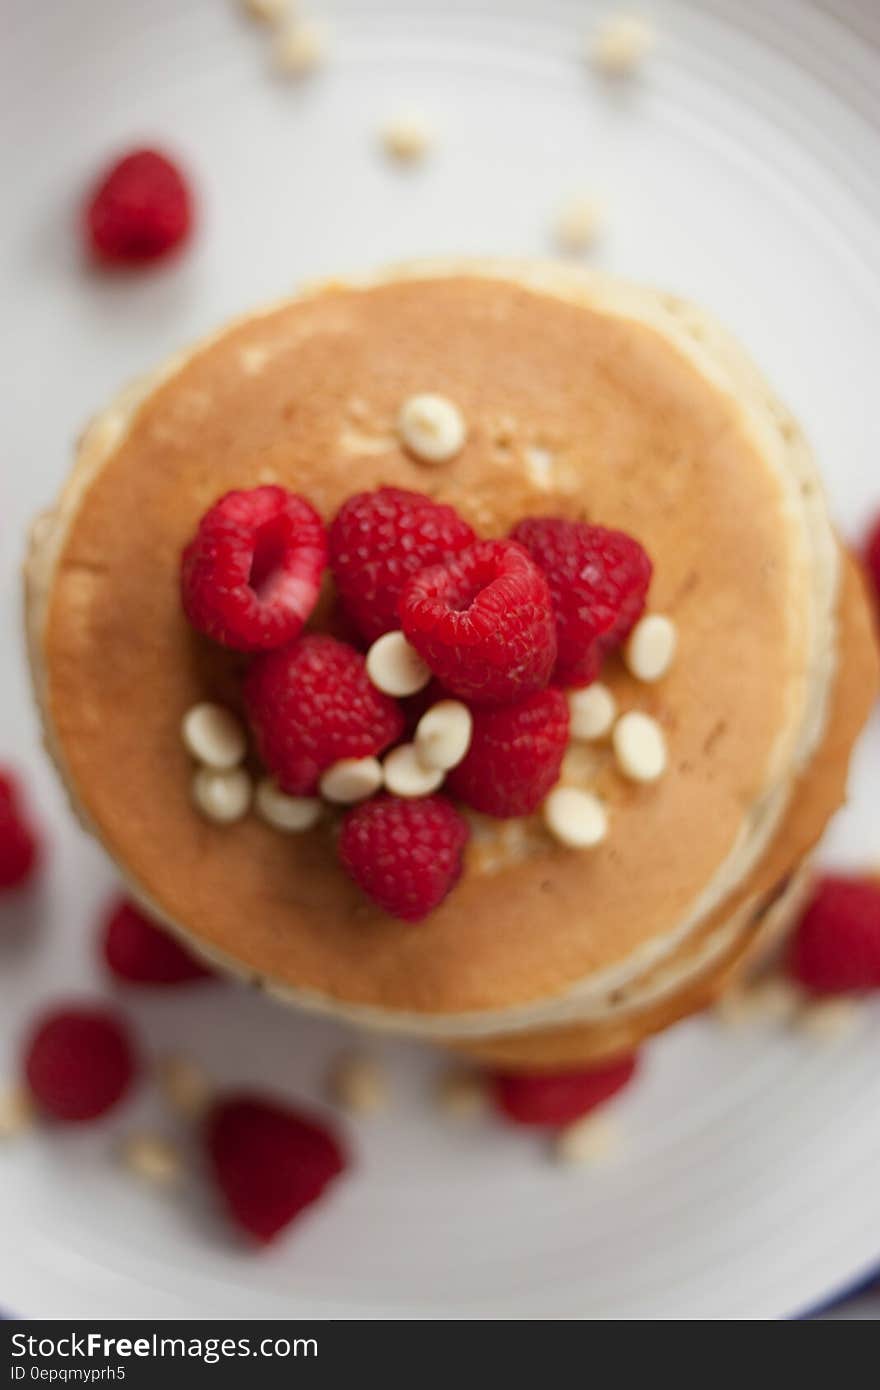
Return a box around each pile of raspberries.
[180,483,653,921]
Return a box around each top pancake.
[28,264,840,1023]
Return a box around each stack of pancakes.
[24,263,879,1069]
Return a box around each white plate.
[1,0,879,1321]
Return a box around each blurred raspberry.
[24,1004,138,1122]
[103,898,213,985]
[205,1093,347,1244]
[0,768,40,892]
[788,875,880,994]
[85,148,193,264]
[491,1055,638,1127]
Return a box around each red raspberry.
[0,772,20,811]
[328,487,476,644]
[0,769,40,892]
[85,148,193,264]
[400,539,556,705]
[181,486,327,652]
[511,518,652,686]
[338,795,470,922]
[24,1005,138,1123]
[788,875,880,995]
[102,897,213,986]
[865,515,880,607]
[245,634,403,795]
[205,1094,347,1245]
[445,688,569,818]
[491,1055,638,1127]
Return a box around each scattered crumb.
[554,196,605,254]
[120,1132,184,1188]
[329,1052,390,1115]
[156,1054,213,1120]
[0,1085,35,1141]
[798,997,863,1043]
[435,1068,487,1120]
[242,0,290,23]
[590,14,655,76]
[273,19,328,76]
[381,111,433,163]
[554,1114,620,1166]
[715,975,803,1027]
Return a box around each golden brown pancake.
[24,264,876,1048]
[450,555,879,1068]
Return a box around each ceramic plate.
[1,0,879,1319]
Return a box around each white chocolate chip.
[0,1085,35,1140]
[255,777,322,832]
[612,711,667,783]
[366,631,432,697]
[555,196,605,254]
[567,683,617,741]
[156,1054,213,1119]
[243,0,289,23]
[624,615,677,683]
[181,703,247,770]
[554,1115,620,1166]
[329,1053,389,1115]
[120,1132,183,1187]
[381,111,433,163]
[435,1068,487,1120]
[398,393,466,463]
[273,19,328,75]
[798,997,863,1042]
[543,787,608,849]
[383,744,445,799]
[319,756,383,804]
[192,766,252,823]
[590,15,655,75]
[415,700,473,771]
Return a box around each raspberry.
[491,1055,638,1127]
[328,487,476,644]
[338,795,470,922]
[400,539,556,705]
[85,148,193,264]
[788,875,880,995]
[205,1094,347,1245]
[181,487,327,652]
[865,515,880,607]
[0,768,40,892]
[445,688,569,818]
[245,634,403,794]
[24,1005,138,1123]
[102,897,213,985]
[511,518,652,686]
[0,772,20,811]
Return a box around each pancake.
[24,263,874,1046]
[451,554,879,1068]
